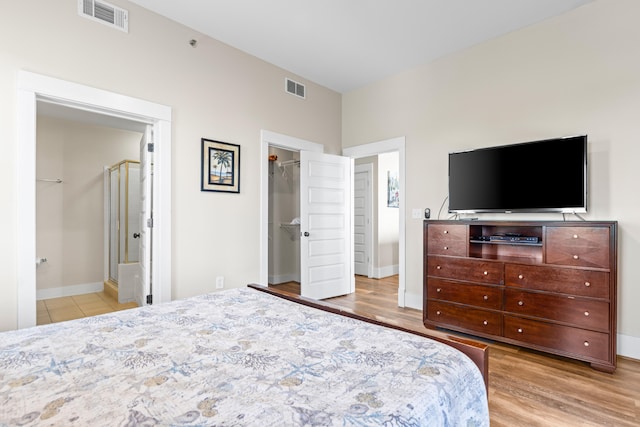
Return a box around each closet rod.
[278,159,300,167]
[37,178,63,183]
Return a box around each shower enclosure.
[107,160,140,302]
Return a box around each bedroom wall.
[36,116,141,298]
[342,0,640,358]
[0,0,341,331]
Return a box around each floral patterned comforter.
[0,287,489,426]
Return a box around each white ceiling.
[127,0,593,93]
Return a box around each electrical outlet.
[412,208,422,219]
[215,276,224,289]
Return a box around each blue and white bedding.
[0,287,489,426]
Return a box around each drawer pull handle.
[573,255,579,260]
[436,311,441,315]
[584,341,590,347]
[444,230,448,234]
[483,271,488,276]
[483,320,488,326]
[585,281,591,287]
[483,295,489,301]
[436,265,441,270]
[518,274,524,280]
[436,288,442,293]
[573,234,579,239]
[584,311,590,317]
[517,328,523,333]
[518,301,524,306]
[443,246,448,250]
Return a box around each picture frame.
[201,138,240,193]
[387,170,399,208]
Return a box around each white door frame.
[259,130,323,285]
[343,137,406,307]
[17,71,172,328]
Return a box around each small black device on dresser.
[488,235,539,243]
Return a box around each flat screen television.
[448,135,587,214]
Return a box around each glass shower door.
[109,160,141,284]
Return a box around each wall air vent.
[285,78,306,99]
[78,0,129,33]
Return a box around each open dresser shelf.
[423,219,618,372]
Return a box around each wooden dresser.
[423,220,617,372]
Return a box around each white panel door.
[354,165,371,276]
[135,125,153,307]
[300,151,353,299]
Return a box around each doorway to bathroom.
[34,111,144,324]
[17,71,172,329]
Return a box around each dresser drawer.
[428,278,502,310]
[504,289,609,331]
[505,264,609,298]
[428,256,503,285]
[504,316,609,362]
[546,226,610,269]
[427,301,502,335]
[427,224,468,256]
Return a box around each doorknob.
[303,232,310,237]
[133,233,140,238]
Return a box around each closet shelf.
[280,223,300,240]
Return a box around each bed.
[0,284,489,426]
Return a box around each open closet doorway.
[268,147,301,286]
[344,137,407,307]
[17,71,172,329]
[260,130,353,300]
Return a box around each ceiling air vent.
[78,0,129,33]
[285,78,305,99]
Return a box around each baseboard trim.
[36,282,103,300]
[373,264,399,279]
[268,273,300,285]
[403,290,422,310]
[618,333,640,361]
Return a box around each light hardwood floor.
[37,291,138,325]
[270,276,640,427]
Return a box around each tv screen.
[448,135,587,213]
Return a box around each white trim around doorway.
[343,137,406,307]
[17,71,173,329]
[259,130,324,286]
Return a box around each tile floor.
[37,291,138,325]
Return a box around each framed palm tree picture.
[201,138,240,193]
